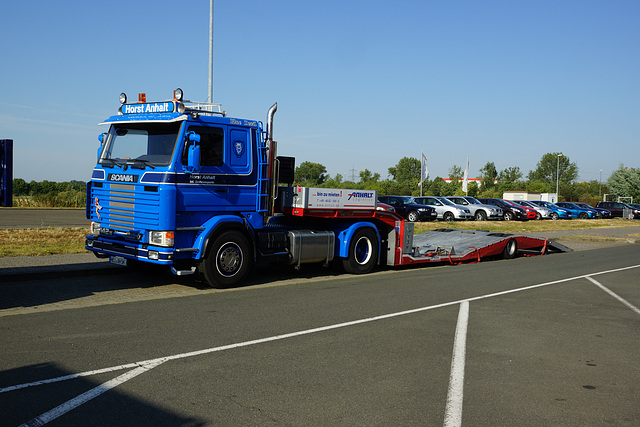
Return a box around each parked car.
[573,202,610,218]
[376,202,395,213]
[411,196,472,221]
[377,195,438,222]
[555,202,598,219]
[527,201,572,220]
[596,201,640,219]
[477,198,528,221]
[504,200,537,220]
[444,196,503,221]
[510,200,553,220]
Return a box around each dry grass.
[0,227,87,257]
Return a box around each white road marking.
[444,300,469,427]
[3,263,639,426]
[586,276,640,315]
[20,360,164,427]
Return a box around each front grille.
[91,183,160,231]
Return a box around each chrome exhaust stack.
[266,102,278,220]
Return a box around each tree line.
[12,179,86,207]
[294,152,639,204]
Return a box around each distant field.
[0,219,637,257]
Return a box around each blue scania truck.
[85,89,559,288]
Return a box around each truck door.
[178,125,227,212]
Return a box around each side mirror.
[97,133,107,162]
[186,131,201,172]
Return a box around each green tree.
[498,166,523,184]
[388,157,420,194]
[359,169,380,184]
[478,162,498,191]
[294,161,327,186]
[388,157,420,183]
[448,165,463,180]
[607,164,640,200]
[527,152,578,185]
[12,178,29,196]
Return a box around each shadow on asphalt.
[0,362,206,426]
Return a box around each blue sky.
[1,0,638,184]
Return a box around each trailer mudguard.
[192,215,249,260]
[334,221,381,259]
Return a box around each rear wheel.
[342,228,379,274]
[201,230,252,288]
[502,238,518,259]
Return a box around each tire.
[502,238,518,259]
[579,212,588,219]
[201,230,252,288]
[407,210,419,222]
[503,212,514,221]
[536,212,542,220]
[551,212,559,220]
[474,210,487,221]
[443,212,455,222]
[342,228,379,274]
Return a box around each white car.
[412,196,472,221]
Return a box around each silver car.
[412,196,472,221]
[510,200,553,220]
[444,196,503,221]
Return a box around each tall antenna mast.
[208,0,214,103]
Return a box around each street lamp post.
[556,153,562,202]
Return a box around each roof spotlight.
[174,88,183,102]
[119,93,127,104]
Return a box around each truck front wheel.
[342,228,379,274]
[201,230,251,288]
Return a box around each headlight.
[418,208,427,212]
[90,222,101,236]
[149,231,175,247]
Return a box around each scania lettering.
[85,89,569,288]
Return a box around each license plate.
[110,256,128,267]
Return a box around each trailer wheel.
[342,228,378,274]
[502,238,518,259]
[201,230,251,288]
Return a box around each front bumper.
[86,235,174,264]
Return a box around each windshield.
[439,197,456,206]
[465,197,482,205]
[100,122,182,168]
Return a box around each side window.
[183,126,224,167]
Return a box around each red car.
[504,200,537,220]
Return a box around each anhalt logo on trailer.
[347,191,374,201]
